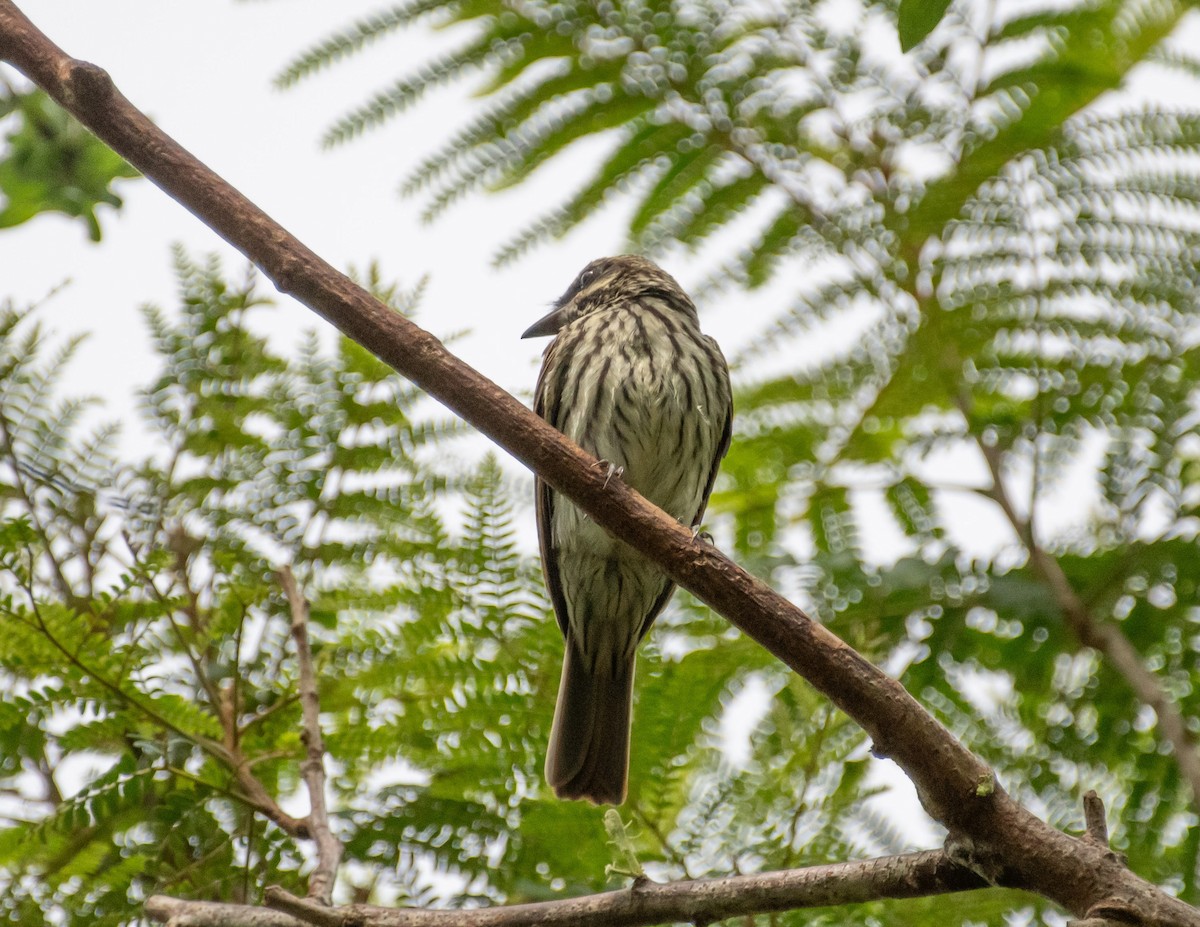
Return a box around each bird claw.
[596,459,625,489]
[692,526,714,544]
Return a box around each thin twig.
[17,575,213,751]
[252,851,986,927]
[137,559,225,712]
[0,414,77,604]
[627,801,691,879]
[233,591,247,745]
[278,565,343,905]
[17,565,310,837]
[164,765,261,806]
[37,744,62,806]
[207,734,312,838]
[238,694,301,738]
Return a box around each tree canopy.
[0,0,1198,923]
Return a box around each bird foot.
[692,525,714,544]
[596,459,625,489]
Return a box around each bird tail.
[544,642,633,806]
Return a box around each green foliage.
[283,0,1190,278]
[1,253,901,925]
[897,0,954,51]
[279,0,1200,914]
[0,87,139,240]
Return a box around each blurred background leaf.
[0,86,138,240]
[897,0,954,51]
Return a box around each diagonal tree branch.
[147,850,988,927]
[0,4,1196,925]
[278,566,343,906]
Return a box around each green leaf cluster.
[0,88,139,240]
[0,252,915,925]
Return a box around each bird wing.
[692,391,733,529]
[535,474,571,641]
[534,344,572,641]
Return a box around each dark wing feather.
[535,476,571,640]
[533,344,572,641]
[691,388,733,529]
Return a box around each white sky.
[2,0,756,446]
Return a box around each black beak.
[521,305,569,339]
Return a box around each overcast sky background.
[3,0,1197,844]
[4,0,766,444]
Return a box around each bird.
[522,254,732,805]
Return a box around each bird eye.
[579,269,596,287]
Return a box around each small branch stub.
[57,58,113,106]
[1083,790,1110,847]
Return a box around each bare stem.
[278,566,343,905]
[971,417,1200,813]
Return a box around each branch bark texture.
[146,896,306,927]
[0,4,1195,925]
[148,851,986,927]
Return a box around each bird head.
[521,255,695,339]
